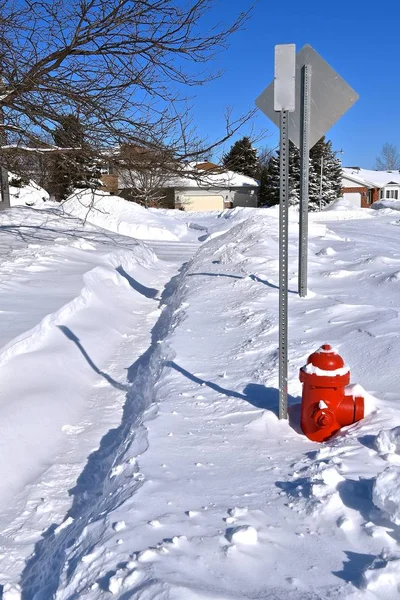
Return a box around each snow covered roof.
[343,167,400,188]
[165,163,259,189]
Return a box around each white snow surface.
[9,180,50,208]
[1,198,400,599]
[61,189,190,241]
[164,163,259,188]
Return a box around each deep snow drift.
[61,189,190,241]
[1,196,400,599]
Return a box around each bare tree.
[0,0,254,179]
[376,143,400,170]
[117,144,176,208]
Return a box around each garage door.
[343,192,361,207]
[181,194,225,211]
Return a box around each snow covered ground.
[1,194,400,599]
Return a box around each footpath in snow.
[0,199,201,599]
[2,193,400,599]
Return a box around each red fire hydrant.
[299,344,364,442]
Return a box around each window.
[386,189,399,199]
[380,189,384,199]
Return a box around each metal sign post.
[278,108,290,419]
[298,65,311,298]
[0,167,10,208]
[256,44,358,419]
[274,44,296,420]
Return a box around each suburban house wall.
[174,187,258,210]
[101,174,119,195]
[119,187,175,208]
[342,186,379,208]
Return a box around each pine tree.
[51,115,101,201]
[262,137,342,211]
[309,137,342,209]
[256,148,273,206]
[262,141,302,207]
[222,136,259,179]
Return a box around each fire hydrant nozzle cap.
[306,344,345,372]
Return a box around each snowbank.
[10,179,50,208]
[61,189,189,241]
[361,549,400,595]
[372,466,400,524]
[0,209,161,508]
[371,199,400,212]
[312,197,375,220]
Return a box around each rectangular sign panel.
[274,44,296,112]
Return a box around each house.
[164,162,259,211]
[342,167,400,207]
[114,160,259,211]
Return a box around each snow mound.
[372,466,400,524]
[374,427,400,456]
[62,189,188,241]
[10,180,50,208]
[387,271,400,282]
[361,549,400,594]
[324,198,365,212]
[372,199,400,211]
[2,583,21,600]
[316,246,336,256]
[312,198,374,220]
[225,525,258,545]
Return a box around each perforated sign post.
[272,44,296,420]
[256,44,359,419]
[0,167,10,209]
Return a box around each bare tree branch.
[0,0,255,176]
[376,143,400,171]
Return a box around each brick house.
[101,158,259,211]
[342,167,400,207]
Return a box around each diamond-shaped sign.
[256,45,359,148]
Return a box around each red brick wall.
[371,188,380,203]
[341,186,380,208]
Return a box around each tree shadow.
[0,207,140,250]
[187,272,242,280]
[249,274,297,294]
[58,325,128,391]
[186,271,296,293]
[116,265,158,299]
[20,261,190,600]
[167,361,301,432]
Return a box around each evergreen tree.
[262,141,303,207]
[262,137,342,211]
[51,115,101,201]
[310,137,342,209]
[222,136,259,179]
[256,147,273,206]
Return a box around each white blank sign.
[274,44,296,112]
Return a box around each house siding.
[174,187,258,210]
[342,186,380,208]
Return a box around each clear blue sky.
[190,0,399,169]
